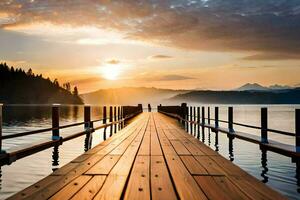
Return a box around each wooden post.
[186,106,189,133]
[52,105,60,140]
[103,106,107,140]
[190,106,193,134]
[114,106,117,133]
[208,107,210,124]
[0,104,2,153]
[197,107,200,139]
[215,107,219,128]
[118,106,120,131]
[228,107,234,133]
[261,107,268,143]
[109,106,113,137]
[201,106,205,125]
[181,103,187,126]
[201,106,205,141]
[296,109,300,152]
[193,107,196,135]
[121,106,124,128]
[84,106,91,130]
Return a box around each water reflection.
[52,145,59,172]
[84,131,93,152]
[214,131,219,152]
[228,135,234,162]
[261,148,269,183]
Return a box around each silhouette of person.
[148,104,151,112]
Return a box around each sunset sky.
[1,0,300,93]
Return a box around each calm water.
[0,105,299,199]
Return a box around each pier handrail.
[0,104,143,166]
[158,104,300,161]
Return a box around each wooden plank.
[229,174,287,200]
[181,138,205,156]
[194,176,250,200]
[194,156,225,176]
[150,125,163,156]
[71,154,92,163]
[85,155,120,175]
[138,126,151,155]
[151,156,177,200]
[49,175,92,200]
[163,154,208,200]
[180,156,208,175]
[170,140,191,155]
[7,176,61,200]
[209,155,247,176]
[51,162,79,176]
[124,156,150,200]
[70,176,106,200]
[93,117,148,200]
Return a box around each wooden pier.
[8,112,286,200]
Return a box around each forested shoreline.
[0,63,83,104]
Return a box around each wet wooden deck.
[9,113,286,200]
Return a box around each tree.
[53,79,59,87]
[73,86,79,96]
[27,68,33,76]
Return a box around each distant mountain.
[236,83,293,91]
[236,83,267,91]
[170,88,300,104]
[81,87,188,105]
[0,63,83,104]
[268,84,292,90]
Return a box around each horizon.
[1,1,300,93]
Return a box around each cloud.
[149,55,173,59]
[242,53,300,61]
[1,1,300,59]
[144,74,195,82]
[69,77,103,85]
[159,75,194,81]
[106,59,120,64]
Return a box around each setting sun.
[101,64,121,80]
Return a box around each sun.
[101,64,121,80]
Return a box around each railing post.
[228,107,234,133]
[84,106,91,130]
[215,107,219,128]
[201,106,205,125]
[114,106,117,133]
[118,106,120,131]
[261,107,268,144]
[0,104,3,153]
[296,109,300,152]
[181,103,187,126]
[186,106,189,133]
[190,106,193,134]
[121,106,124,128]
[103,106,107,140]
[208,107,210,124]
[109,106,113,137]
[197,107,200,139]
[193,107,196,135]
[52,105,60,140]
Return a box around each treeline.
[0,62,83,104]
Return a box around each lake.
[0,104,299,199]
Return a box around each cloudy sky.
[1,0,300,93]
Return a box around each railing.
[0,104,143,166]
[158,103,300,162]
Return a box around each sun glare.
[101,65,121,80]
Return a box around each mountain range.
[236,83,292,91]
[80,87,188,105]
[81,83,300,105]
